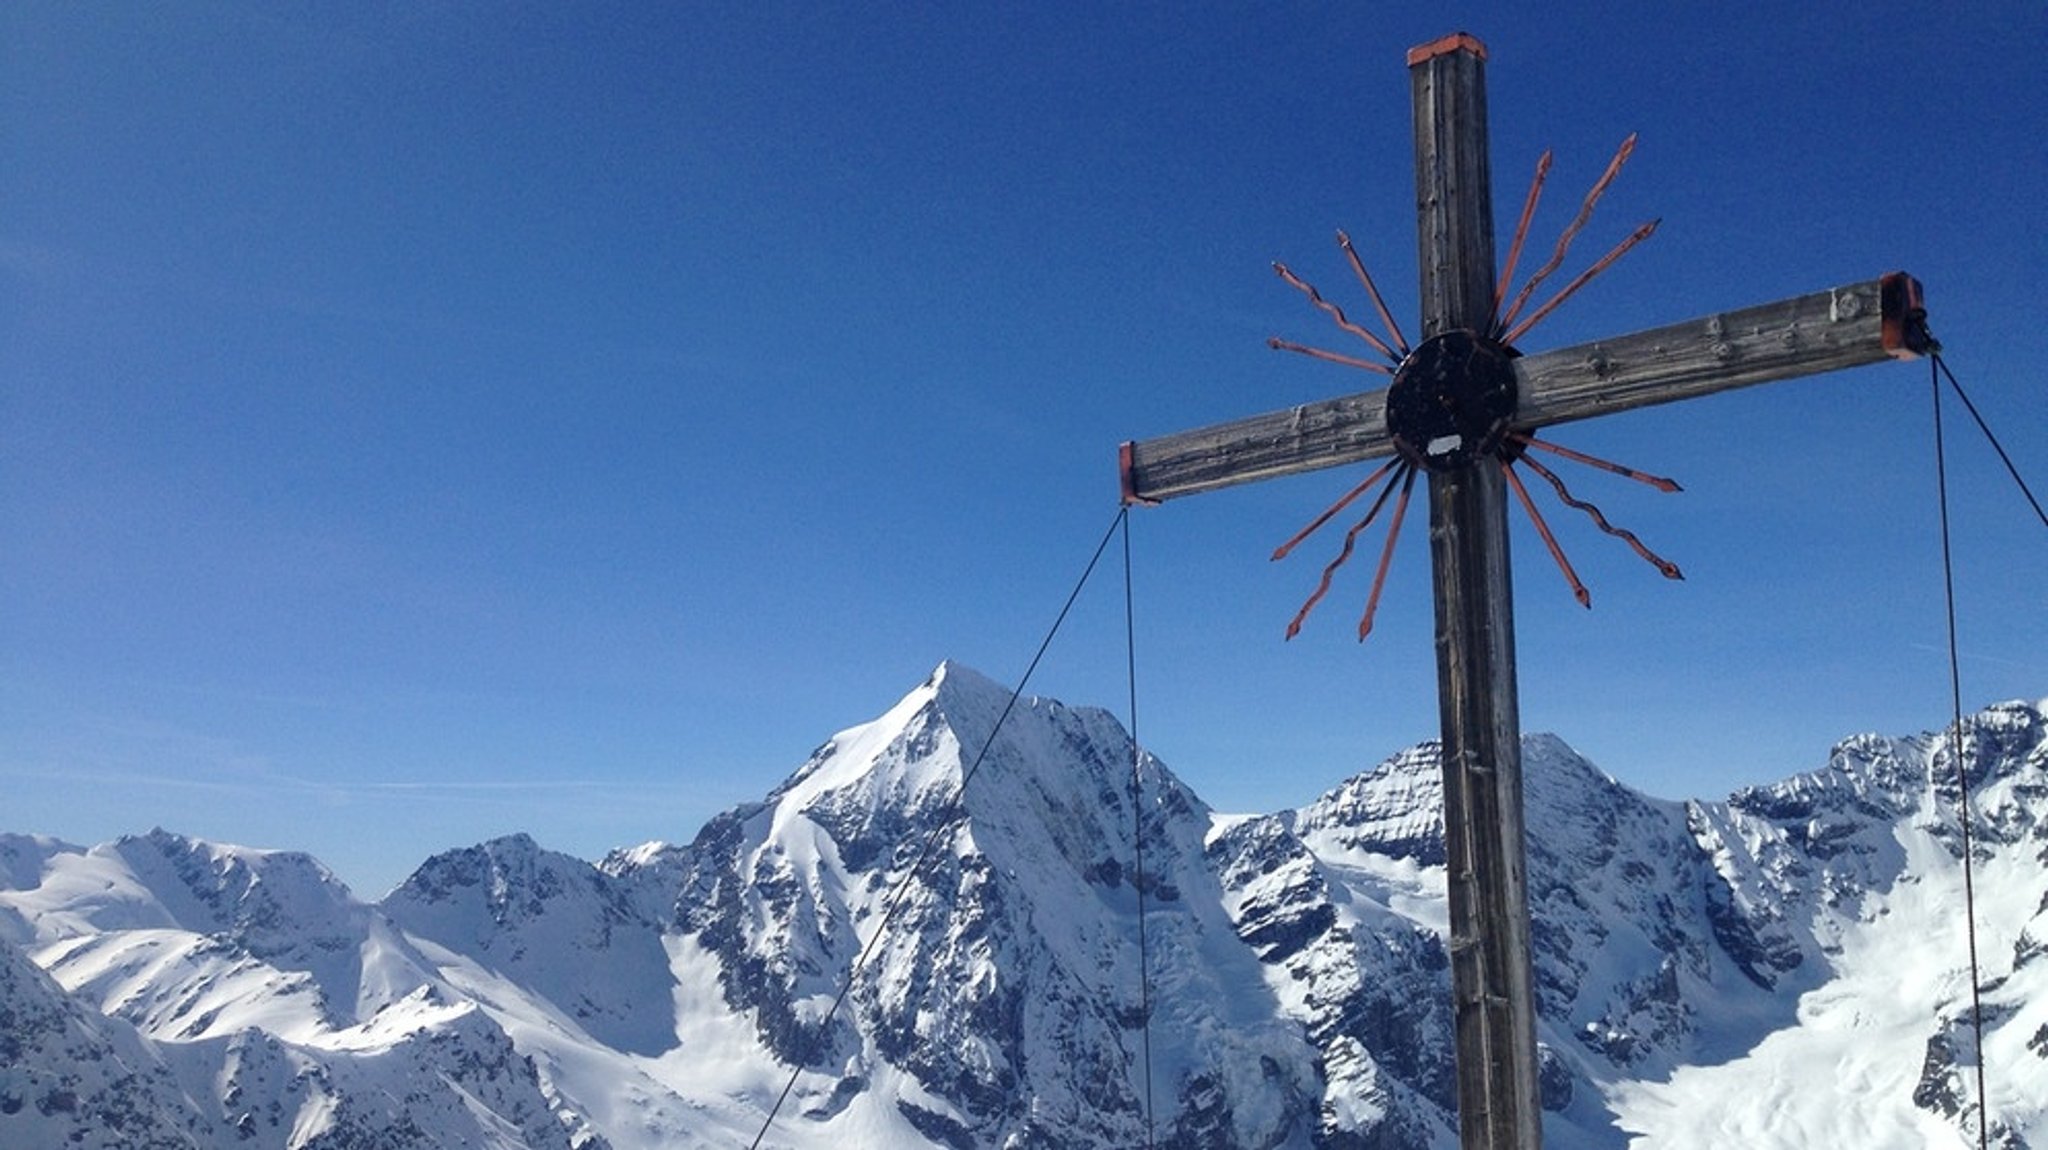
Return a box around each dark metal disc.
[1385,330,1519,472]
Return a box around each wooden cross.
[1118,33,1926,1150]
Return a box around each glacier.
[3,661,2045,1148]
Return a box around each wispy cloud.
[1902,643,2041,672]
[0,759,698,810]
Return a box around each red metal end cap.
[1119,441,1160,507]
[1407,32,1488,67]
[1880,271,1930,359]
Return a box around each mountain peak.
[97,828,362,944]
[926,657,999,696]
[10,677,2047,1148]
[385,833,578,922]
[769,661,1157,846]
[917,659,1019,742]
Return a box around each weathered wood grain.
[1120,276,1905,503]
[1411,37,1546,1150]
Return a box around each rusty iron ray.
[1500,217,1660,345]
[1272,457,1403,561]
[1501,460,1591,607]
[1267,337,1395,375]
[1493,149,1553,324]
[1336,230,1412,357]
[1273,262,1402,362]
[1516,451,1684,579]
[1507,432,1681,492]
[1283,460,1413,640]
[1497,133,1639,335]
[1356,464,1419,640]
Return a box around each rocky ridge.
[3,664,2045,1147]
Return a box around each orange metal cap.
[1407,32,1487,67]
[1880,271,1929,359]
[1119,441,1160,507]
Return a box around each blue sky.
[5,3,2043,897]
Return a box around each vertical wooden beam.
[1410,32,1498,340]
[1408,34,1545,1150]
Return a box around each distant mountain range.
[4,662,2044,1148]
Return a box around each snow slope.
[4,666,2045,1148]
[0,831,588,1150]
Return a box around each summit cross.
[1117,33,1927,1150]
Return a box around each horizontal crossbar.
[1120,273,1924,504]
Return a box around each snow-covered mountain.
[0,831,587,1149]
[4,662,2045,1148]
